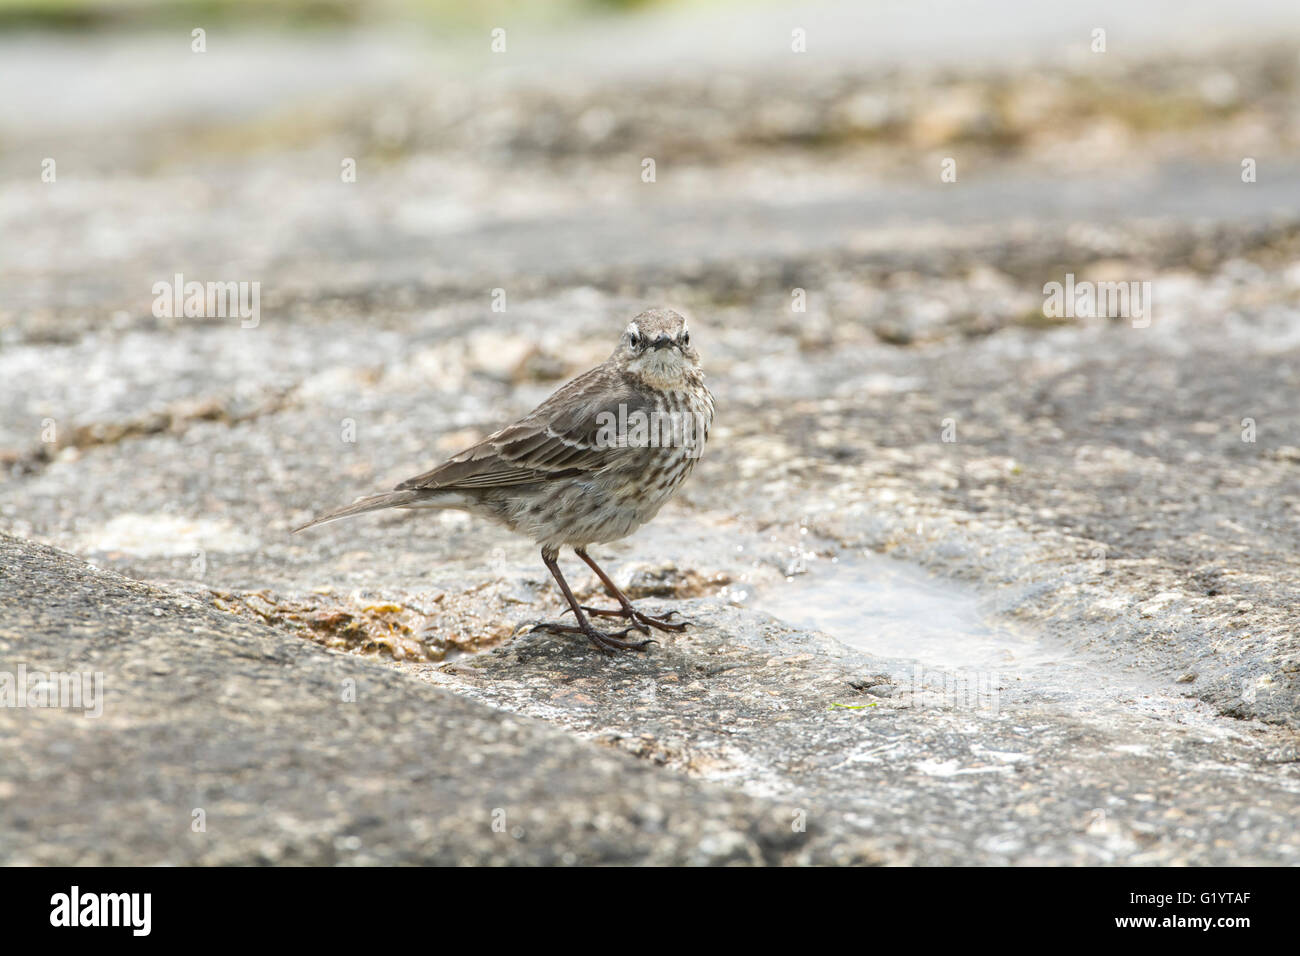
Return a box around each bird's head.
[614,308,699,387]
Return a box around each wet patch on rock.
[207,587,516,662]
[425,601,1300,865]
[614,561,732,600]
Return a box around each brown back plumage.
[294,308,711,541]
[395,362,654,492]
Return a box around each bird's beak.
[650,335,676,351]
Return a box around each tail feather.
[292,490,426,533]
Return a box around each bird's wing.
[396,365,649,492]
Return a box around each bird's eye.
[681,331,690,346]
[628,331,640,347]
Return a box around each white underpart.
[628,348,690,388]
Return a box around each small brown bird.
[295,309,714,653]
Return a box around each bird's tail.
[292,489,428,533]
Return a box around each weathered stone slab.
[0,534,884,865]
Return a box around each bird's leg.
[572,548,688,634]
[534,549,653,654]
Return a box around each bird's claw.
[572,604,689,633]
[531,620,655,654]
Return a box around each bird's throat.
[629,353,691,389]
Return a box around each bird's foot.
[531,621,655,654]
[571,604,689,634]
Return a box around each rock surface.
[430,605,1300,866]
[0,534,881,865]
